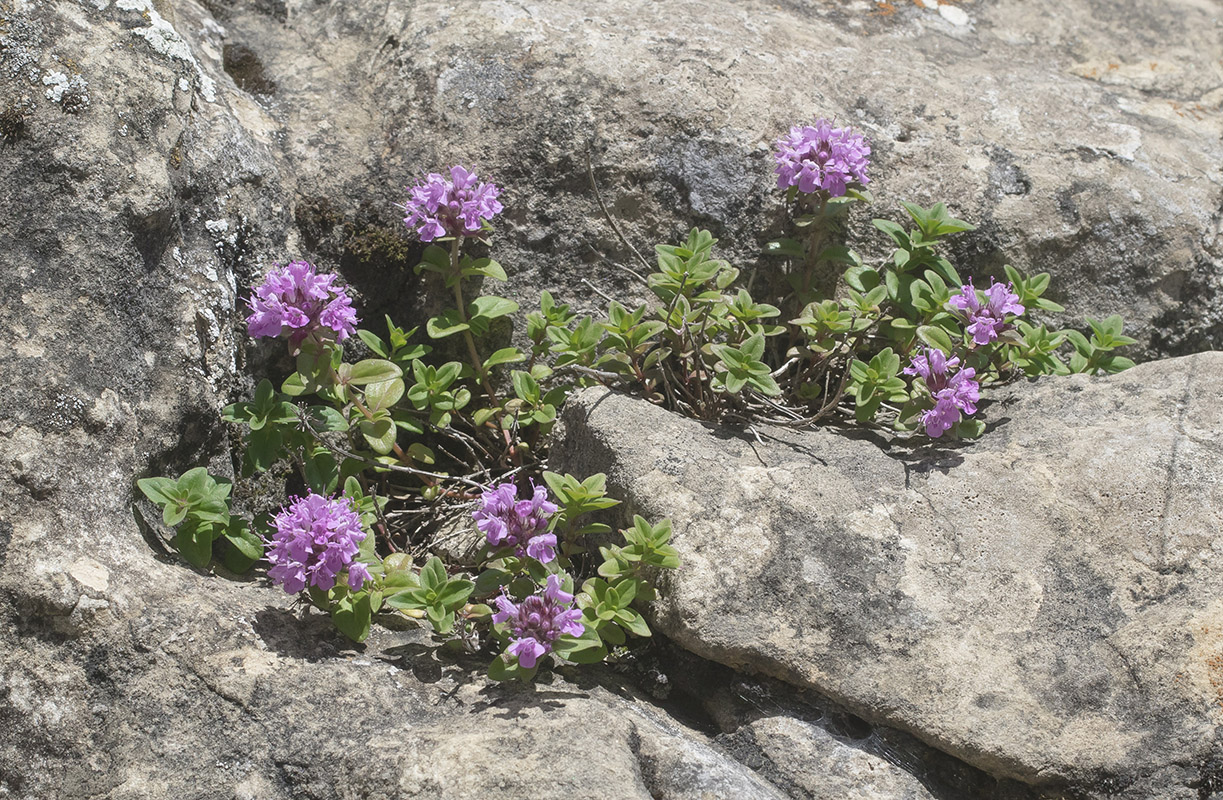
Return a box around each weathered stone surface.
[5,0,1222,797]
[0,3,964,798]
[206,0,1220,356]
[552,354,1223,799]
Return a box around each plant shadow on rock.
[251,606,362,662]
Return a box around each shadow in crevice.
[617,636,1061,800]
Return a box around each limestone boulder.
[553,354,1223,799]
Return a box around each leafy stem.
[450,237,500,407]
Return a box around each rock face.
[551,354,1223,799]
[3,0,1221,798]
[188,0,1219,355]
[0,4,924,798]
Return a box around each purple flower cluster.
[265,492,372,595]
[402,165,504,242]
[904,348,980,438]
[947,279,1025,346]
[774,119,871,197]
[473,482,558,563]
[246,260,359,347]
[493,574,585,669]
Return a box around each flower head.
[246,260,358,347]
[402,165,503,242]
[905,348,980,438]
[265,492,370,595]
[774,119,871,197]
[946,279,1025,346]
[492,574,585,669]
[472,481,558,564]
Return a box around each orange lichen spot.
[1149,62,1158,70]
[1207,652,1223,709]
[1107,62,1119,70]
[873,1,897,15]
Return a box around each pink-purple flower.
[402,165,503,242]
[774,119,871,197]
[947,279,1025,346]
[265,493,371,595]
[473,482,558,564]
[904,348,980,438]
[246,260,358,347]
[493,574,585,669]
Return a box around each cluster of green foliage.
[138,143,1134,678]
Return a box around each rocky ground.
[0,0,1220,797]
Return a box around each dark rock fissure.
[630,636,1058,800]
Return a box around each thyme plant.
[138,121,1133,679]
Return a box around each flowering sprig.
[402,165,503,242]
[492,573,584,669]
[903,348,980,438]
[473,482,558,564]
[265,492,371,594]
[246,260,358,348]
[774,119,871,198]
[947,279,1026,346]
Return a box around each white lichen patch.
[42,70,87,103]
[938,4,969,26]
[114,0,217,102]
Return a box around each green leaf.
[469,295,519,322]
[173,521,215,568]
[303,447,339,495]
[616,608,652,637]
[407,442,435,465]
[223,520,263,560]
[331,592,372,643]
[347,359,402,386]
[740,333,765,361]
[358,416,397,455]
[357,329,389,357]
[872,218,909,247]
[426,309,470,339]
[552,625,608,664]
[280,372,310,397]
[304,405,349,432]
[474,568,511,596]
[916,325,954,354]
[462,258,508,282]
[955,418,986,439]
[163,501,189,527]
[136,477,177,507]
[488,654,537,682]
[435,579,475,610]
[763,238,805,258]
[420,557,447,591]
[364,378,405,411]
[511,370,541,403]
[483,347,527,370]
[414,244,451,275]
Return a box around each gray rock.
[206,0,1221,356]
[551,353,1223,798]
[0,7,953,800]
[0,4,943,798]
[5,0,1221,797]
